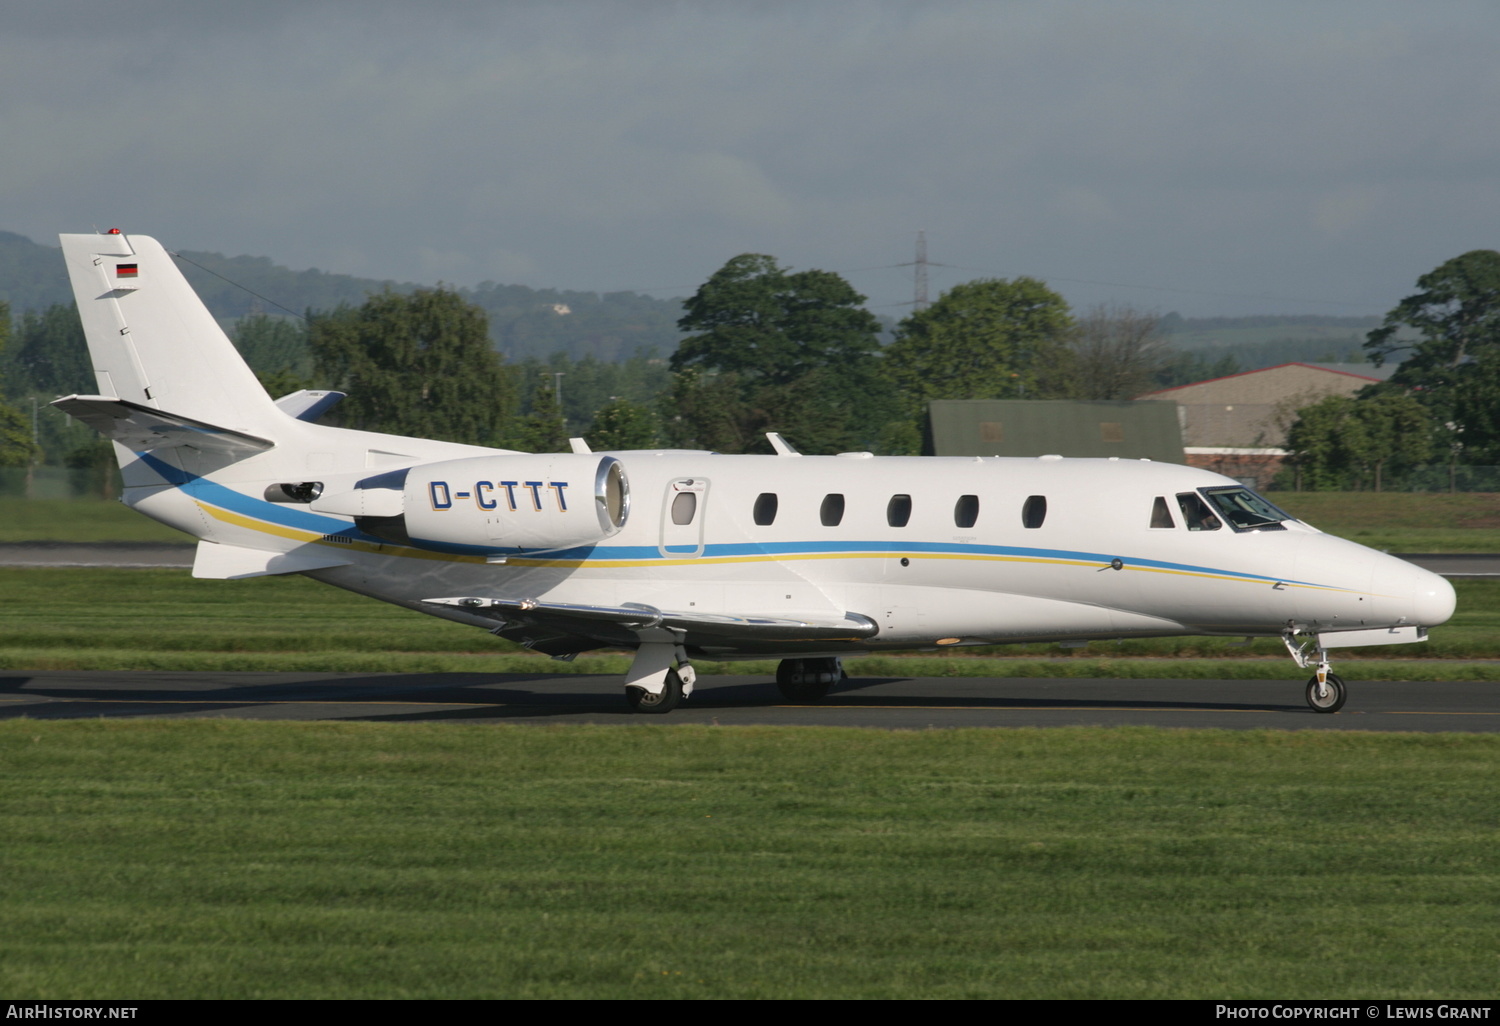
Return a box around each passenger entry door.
[659,478,708,558]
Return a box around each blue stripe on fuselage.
[132,452,1327,586]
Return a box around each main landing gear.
[775,657,844,702]
[623,643,695,715]
[1283,631,1347,714]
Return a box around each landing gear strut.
[1283,631,1346,714]
[775,657,843,702]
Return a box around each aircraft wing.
[422,595,879,655]
[52,394,275,455]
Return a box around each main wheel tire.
[627,668,683,714]
[1305,672,1347,714]
[775,657,839,702]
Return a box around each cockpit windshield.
[1199,486,1294,532]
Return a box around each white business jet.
[53,231,1455,714]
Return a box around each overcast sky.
[4,1,1498,318]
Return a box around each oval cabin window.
[753,492,778,526]
[820,493,845,527]
[1022,495,1047,529]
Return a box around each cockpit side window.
[1200,486,1292,532]
[1150,496,1175,529]
[1176,492,1221,531]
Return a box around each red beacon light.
[106,228,121,234]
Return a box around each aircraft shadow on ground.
[0,673,1302,723]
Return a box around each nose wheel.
[1284,631,1348,714]
[1305,672,1346,714]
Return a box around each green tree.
[308,288,514,446]
[505,372,569,452]
[8,303,91,398]
[1050,304,1169,400]
[673,254,882,387]
[232,314,313,395]
[1362,251,1500,466]
[659,368,754,452]
[587,396,660,450]
[0,302,42,467]
[1365,250,1500,375]
[667,254,898,453]
[882,277,1074,415]
[1284,394,1433,491]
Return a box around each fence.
[0,466,121,501]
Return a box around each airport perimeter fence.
[1265,464,1500,494]
[0,466,120,501]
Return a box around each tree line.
[1282,250,1500,490]
[10,247,1498,491]
[0,254,1204,467]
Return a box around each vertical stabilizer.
[59,232,280,437]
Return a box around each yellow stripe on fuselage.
[195,500,1366,595]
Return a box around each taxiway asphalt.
[2,671,1496,732]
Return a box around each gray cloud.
[4,1,1499,317]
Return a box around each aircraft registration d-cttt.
[54,231,1456,713]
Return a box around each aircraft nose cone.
[1406,562,1456,627]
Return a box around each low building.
[927,399,1184,462]
[1136,362,1390,489]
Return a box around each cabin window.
[1200,486,1291,532]
[1150,496,1175,529]
[1176,492,1221,531]
[887,494,912,527]
[671,491,698,525]
[753,492,779,526]
[1022,495,1047,529]
[954,494,980,529]
[820,493,845,527]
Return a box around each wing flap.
[421,596,879,647]
[53,394,275,455]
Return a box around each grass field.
[1,568,1496,678]
[2,533,1495,998]
[1,721,1495,999]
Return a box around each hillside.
[0,231,684,363]
[1160,312,1384,371]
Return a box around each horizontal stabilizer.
[422,595,878,646]
[52,395,275,456]
[273,389,346,423]
[193,540,352,580]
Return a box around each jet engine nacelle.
[402,453,629,553]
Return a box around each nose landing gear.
[1283,631,1346,714]
[1305,672,1347,713]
